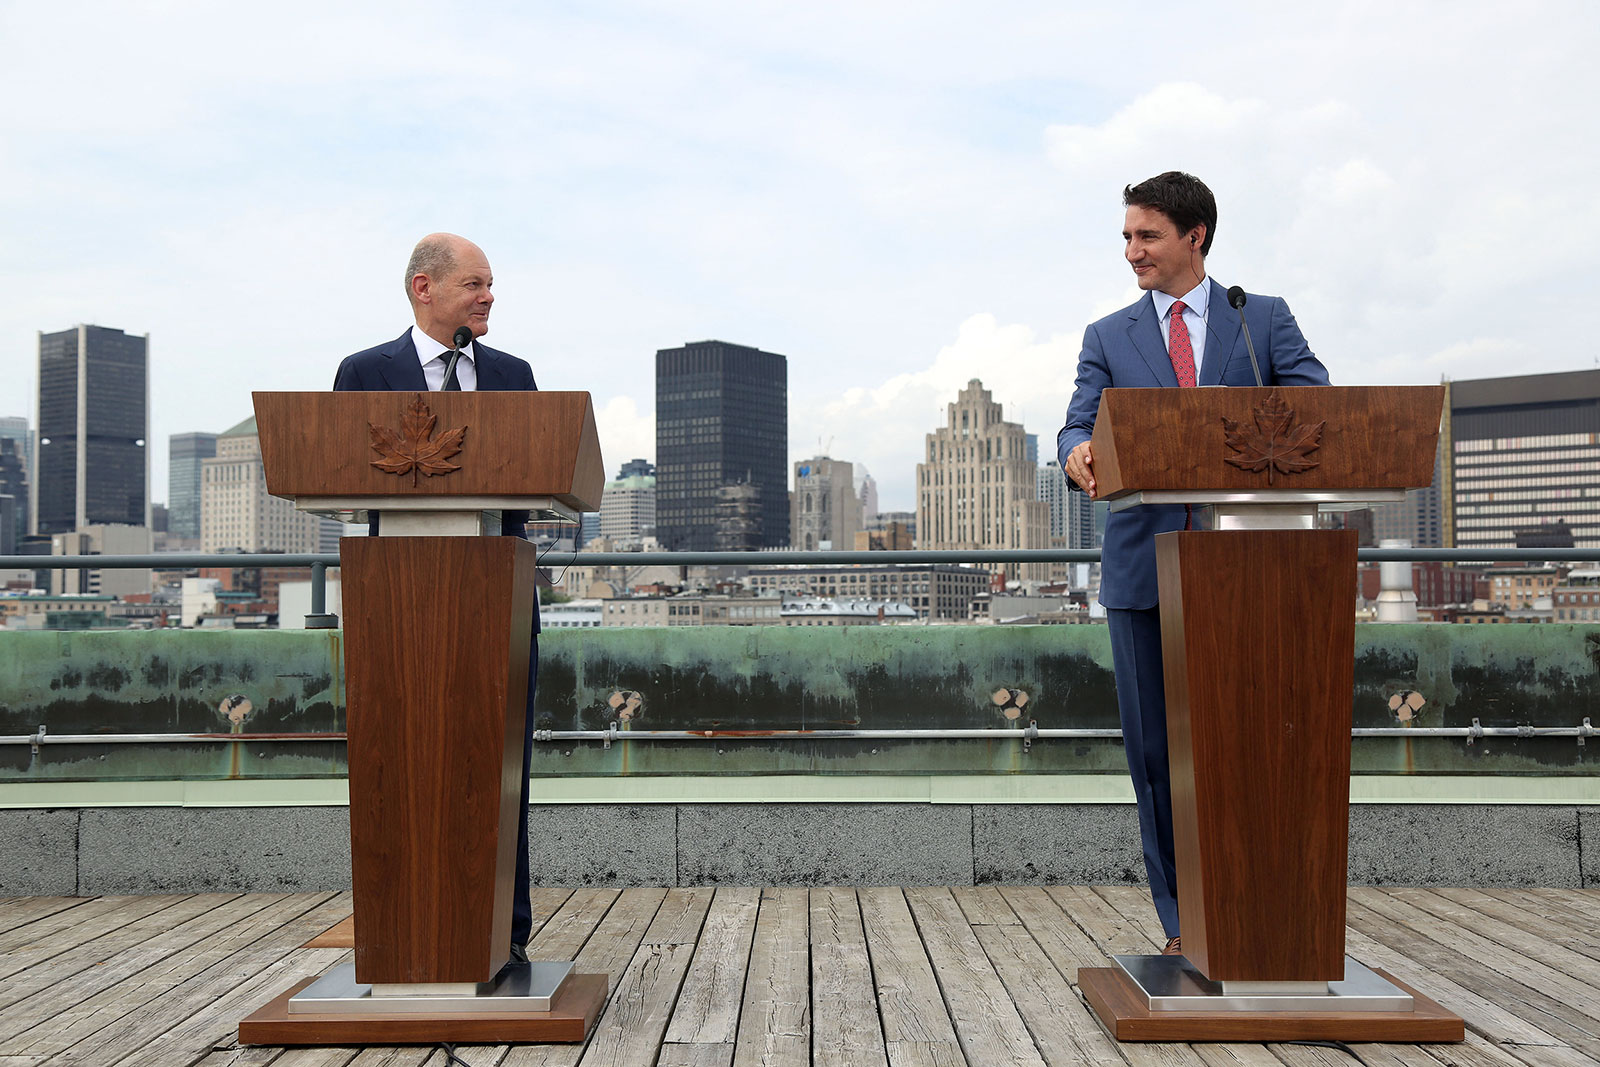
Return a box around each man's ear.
[409,273,432,305]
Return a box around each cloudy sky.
[3,1,1596,510]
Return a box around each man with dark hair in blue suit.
[1057,173,1330,956]
[334,232,541,965]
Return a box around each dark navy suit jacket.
[333,328,542,629]
[1056,279,1330,610]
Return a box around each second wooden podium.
[239,390,607,1045]
[1076,386,1465,1042]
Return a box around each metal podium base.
[1078,959,1465,1043]
[290,961,574,1014]
[238,964,609,1046]
[1113,954,1410,1013]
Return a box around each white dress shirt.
[410,325,479,391]
[1150,277,1209,370]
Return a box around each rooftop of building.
[1452,367,1600,408]
[219,416,257,438]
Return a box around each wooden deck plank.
[1382,888,1600,996]
[1341,925,1558,1047]
[0,892,313,1052]
[949,886,1020,928]
[0,894,295,1047]
[267,1048,361,1067]
[656,1045,735,1067]
[4,893,348,1063]
[1044,886,1157,956]
[971,921,1126,1067]
[856,888,962,1061]
[63,943,353,1067]
[1437,888,1600,966]
[526,889,622,963]
[4,886,1591,1065]
[995,886,1111,972]
[0,897,91,935]
[572,887,668,992]
[903,886,1045,1067]
[1344,895,1600,1056]
[576,942,697,1067]
[0,892,244,1013]
[188,1046,287,1067]
[0,895,189,977]
[731,887,810,1067]
[1524,887,1600,923]
[644,888,716,947]
[1352,888,1600,1023]
[664,887,760,1046]
[809,889,889,1067]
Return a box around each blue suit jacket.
[333,329,542,629]
[1056,279,1331,610]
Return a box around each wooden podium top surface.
[1088,385,1444,499]
[252,391,605,511]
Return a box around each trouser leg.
[509,634,537,948]
[1107,606,1180,938]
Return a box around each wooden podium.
[1076,386,1465,1042]
[238,390,607,1045]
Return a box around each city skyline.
[3,5,1595,515]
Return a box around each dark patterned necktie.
[441,350,463,391]
[1168,300,1196,389]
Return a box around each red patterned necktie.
[1168,300,1196,389]
[1170,299,1197,530]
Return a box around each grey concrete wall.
[76,808,351,895]
[0,809,78,895]
[6,804,1599,896]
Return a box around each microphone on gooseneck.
[1228,286,1265,387]
[441,327,473,389]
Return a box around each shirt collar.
[410,325,475,365]
[1151,276,1210,321]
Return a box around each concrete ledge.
[0,809,77,895]
[5,803,1597,897]
[529,805,677,887]
[973,804,1144,886]
[1348,804,1584,888]
[678,803,974,886]
[77,807,351,895]
[1579,808,1600,889]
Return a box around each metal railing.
[3,720,1596,749]
[6,544,1599,629]
[4,545,1598,751]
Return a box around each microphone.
[1227,286,1265,387]
[453,326,473,349]
[441,326,473,389]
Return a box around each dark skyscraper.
[34,325,150,536]
[168,432,218,541]
[0,418,28,551]
[655,340,788,551]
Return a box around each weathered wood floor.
[1,886,1596,1066]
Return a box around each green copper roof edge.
[0,775,1596,808]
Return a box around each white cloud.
[810,313,1081,511]
[593,394,654,476]
[3,1,1598,512]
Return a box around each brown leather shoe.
[1161,936,1182,956]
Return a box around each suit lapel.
[1199,278,1241,386]
[1125,295,1178,387]
[475,348,506,391]
[377,330,428,391]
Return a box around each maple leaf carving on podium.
[1220,390,1324,485]
[368,394,468,487]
